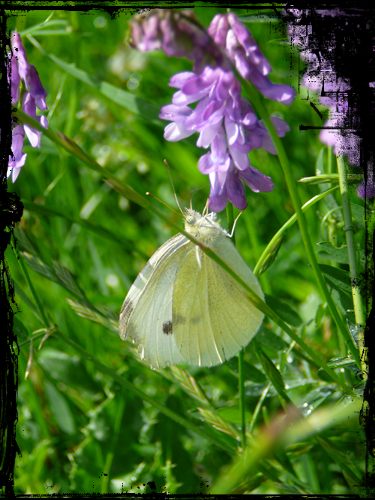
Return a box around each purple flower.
[208,13,295,104]
[8,125,27,182]
[22,93,48,148]
[130,9,224,70]
[160,66,288,211]
[10,32,48,110]
[7,32,48,182]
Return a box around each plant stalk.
[336,155,366,377]
[227,205,247,448]
[243,83,360,367]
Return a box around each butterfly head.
[184,209,228,243]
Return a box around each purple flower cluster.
[160,67,289,211]
[131,11,295,211]
[7,32,48,182]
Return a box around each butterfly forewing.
[119,234,188,368]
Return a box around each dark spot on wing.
[190,316,201,325]
[174,315,200,326]
[174,314,186,325]
[163,320,173,335]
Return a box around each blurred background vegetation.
[5,6,368,494]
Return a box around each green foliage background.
[5,7,369,495]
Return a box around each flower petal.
[169,71,196,89]
[9,54,20,104]
[163,122,194,141]
[225,116,239,146]
[226,169,247,209]
[11,32,29,80]
[251,71,295,105]
[197,120,221,148]
[240,166,274,192]
[159,103,192,121]
[25,65,47,110]
[208,171,229,212]
[8,125,27,182]
[228,143,249,170]
[23,93,42,147]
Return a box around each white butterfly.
[119,209,264,368]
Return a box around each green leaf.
[296,385,336,415]
[350,201,365,227]
[244,362,268,384]
[253,328,289,354]
[255,345,291,404]
[265,295,303,327]
[256,235,284,275]
[317,242,349,264]
[315,147,326,176]
[21,252,56,283]
[38,348,101,395]
[44,380,76,434]
[67,299,118,333]
[319,264,352,297]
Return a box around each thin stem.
[336,155,366,377]
[243,83,360,368]
[244,214,271,293]
[336,156,365,324]
[326,146,333,174]
[16,247,50,327]
[298,173,362,185]
[227,205,246,448]
[238,349,246,448]
[249,383,271,434]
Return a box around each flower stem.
[238,349,247,447]
[243,83,360,368]
[336,155,366,377]
[226,205,247,448]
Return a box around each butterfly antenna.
[163,159,184,215]
[229,211,243,238]
[145,191,179,216]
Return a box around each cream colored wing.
[173,235,264,367]
[119,234,189,368]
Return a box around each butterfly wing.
[172,235,264,367]
[119,233,189,368]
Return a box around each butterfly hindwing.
[172,235,264,367]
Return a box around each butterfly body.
[119,209,264,368]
